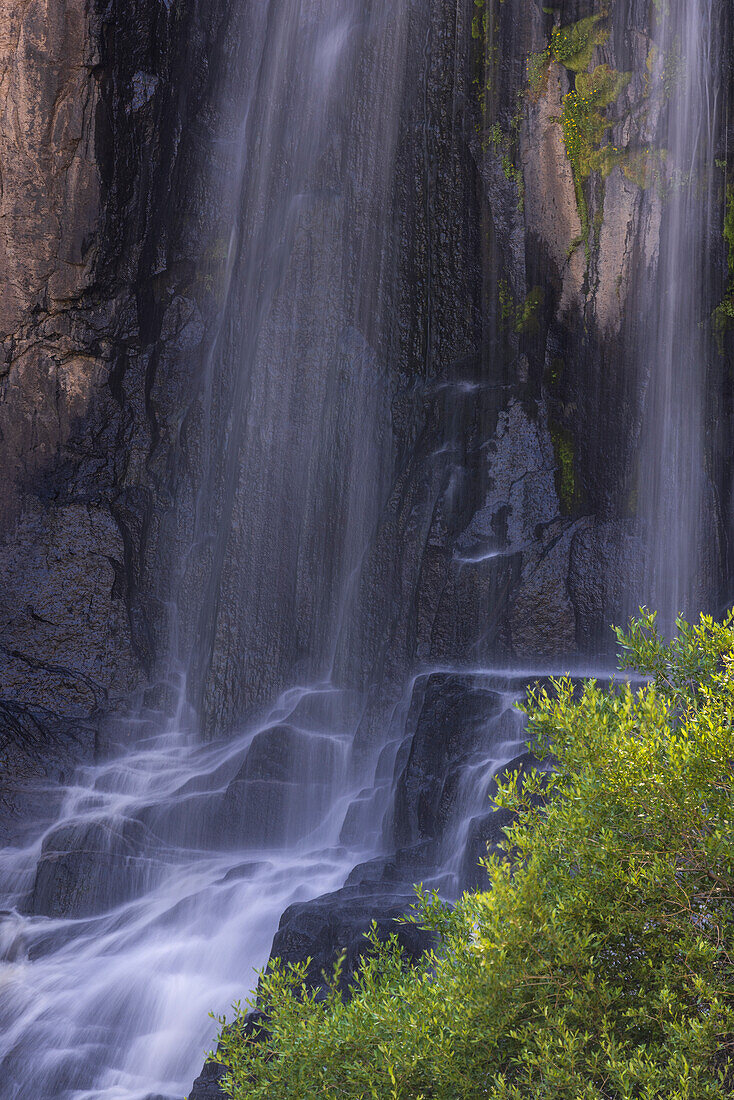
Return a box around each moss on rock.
[550,421,583,515]
[713,183,734,350]
[550,13,609,73]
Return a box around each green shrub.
[211,610,734,1099]
[498,280,544,335]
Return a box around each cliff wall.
[0,0,731,828]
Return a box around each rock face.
[0,0,234,834]
[1,0,730,788]
[0,0,732,1094]
[0,0,99,335]
[0,0,132,832]
[29,816,161,918]
[390,675,505,851]
[270,886,436,994]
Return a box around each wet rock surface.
[390,674,505,849]
[188,1062,228,1100]
[28,817,165,919]
[0,0,731,1097]
[271,885,436,993]
[0,0,234,833]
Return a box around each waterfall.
[0,1,729,1098]
[155,0,410,729]
[0,2,417,1096]
[636,0,724,625]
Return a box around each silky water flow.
[0,1,725,1097]
[0,4,419,1096]
[636,0,723,625]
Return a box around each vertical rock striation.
[0,0,132,828]
[0,0,235,830]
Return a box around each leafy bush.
[211,611,734,1099]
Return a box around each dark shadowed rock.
[271,885,435,992]
[460,749,551,891]
[460,808,515,891]
[390,674,510,849]
[188,1059,228,1100]
[222,725,343,846]
[188,1012,269,1100]
[28,817,164,918]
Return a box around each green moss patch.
[724,182,734,277]
[712,184,734,350]
[522,14,633,261]
[526,48,551,102]
[550,13,609,73]
[550,421,583,515]
[558,64,632,258]
[522,10,667,263]
[499,281,545,335]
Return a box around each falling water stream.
[637,0,723,624]
[0,0,726,1097]
[0,687,362,1098]
[0,662,602,1099]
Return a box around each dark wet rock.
[236,725,339,785]
[0,0,235,820]
[339,785,388,846]
[188,1013,269,1100]
[3,0,725,830]
[221,861,271,884]
[459,749,538,883]
[460,749,551,892]
[222,725,343,847]
[137,790,228,853]
[0,0,726,775]
[569,519,645,652]
[270,884,435,996]
[389,674,510,849]
[137,723,344,851]
[344,843,437,891]
[188,1060,228,1100]
[28,817,164,919]
[460,808,516,892]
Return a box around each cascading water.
[636,0,724,625]
[0,1,729,1098]
[0,693,359,1099]
[0,1,416,1095]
